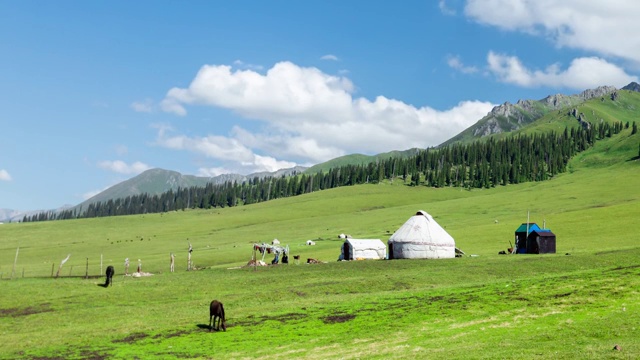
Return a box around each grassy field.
[1,130,639,359]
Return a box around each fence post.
[85,257,89,279]
[11,247,19,280]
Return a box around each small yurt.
[388,210,456,259]
[340,239,386,260]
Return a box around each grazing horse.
[209,300,226,332]
[104,265,115,287]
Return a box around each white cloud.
[98,160,151,175]
[197,167,233,177]
[447,55,478,74]
[0,169,12,181]
[158,61,495,171]
[233,60,264,71]
[487,52,638,89]
[155,128,297,173]
[464,1,640,64]
[321,54,339,61]
[131,99,154,113]
[161,61,356,121]
[439,0,456,15]
[160,98,187,116]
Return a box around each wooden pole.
[11,247,19,280]
[56,254,71,278]
[85,257,89,279]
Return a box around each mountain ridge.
[71,166,308,214]
[4,82,640,221]
[440,85,619,146]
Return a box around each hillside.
[304,148,420,174]
[73,166,307,213]
[38,85,639,221]
[440,85,623,146]
[10,83,640,223]
[0,125,638,359]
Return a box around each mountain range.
[2,82,638,222]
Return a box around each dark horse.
[209,300,226,332]
[104,265,115,287]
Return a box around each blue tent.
[514,223,556,254]
[514,223,541,253]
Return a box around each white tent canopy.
[340,239,386,260]
[388,210,456,259]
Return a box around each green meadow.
[1,129,639,359]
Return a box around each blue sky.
[1,1,639,211]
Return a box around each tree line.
[23,121,634,222]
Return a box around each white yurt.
[388,210,455,259]
[340,239,387,260]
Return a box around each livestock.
[104,266,115,287]
[209,300,227,332]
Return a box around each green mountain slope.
[304,148,419,174]
[440,85,620,146]
[58,83,640,216]
[1,123,638,359]
[75,168,221,211]
[74,166,307,212]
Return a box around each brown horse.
[104,266,114,287]
[209,300,226,332]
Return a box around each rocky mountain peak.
[578,85,617,100]
[622,82,640,92]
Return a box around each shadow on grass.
[197,323,233,331]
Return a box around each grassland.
[0,129,639,359]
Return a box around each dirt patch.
[606,265,640,272]
[323,314,356,324]
[239,312,308,326]
[18,348,108,360]
[553,292,572,298]
[76,350,109,360]
[0,304,52,318]
[112,332,149,344]
[153,330,190,339]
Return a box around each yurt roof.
[388,210,455,245]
